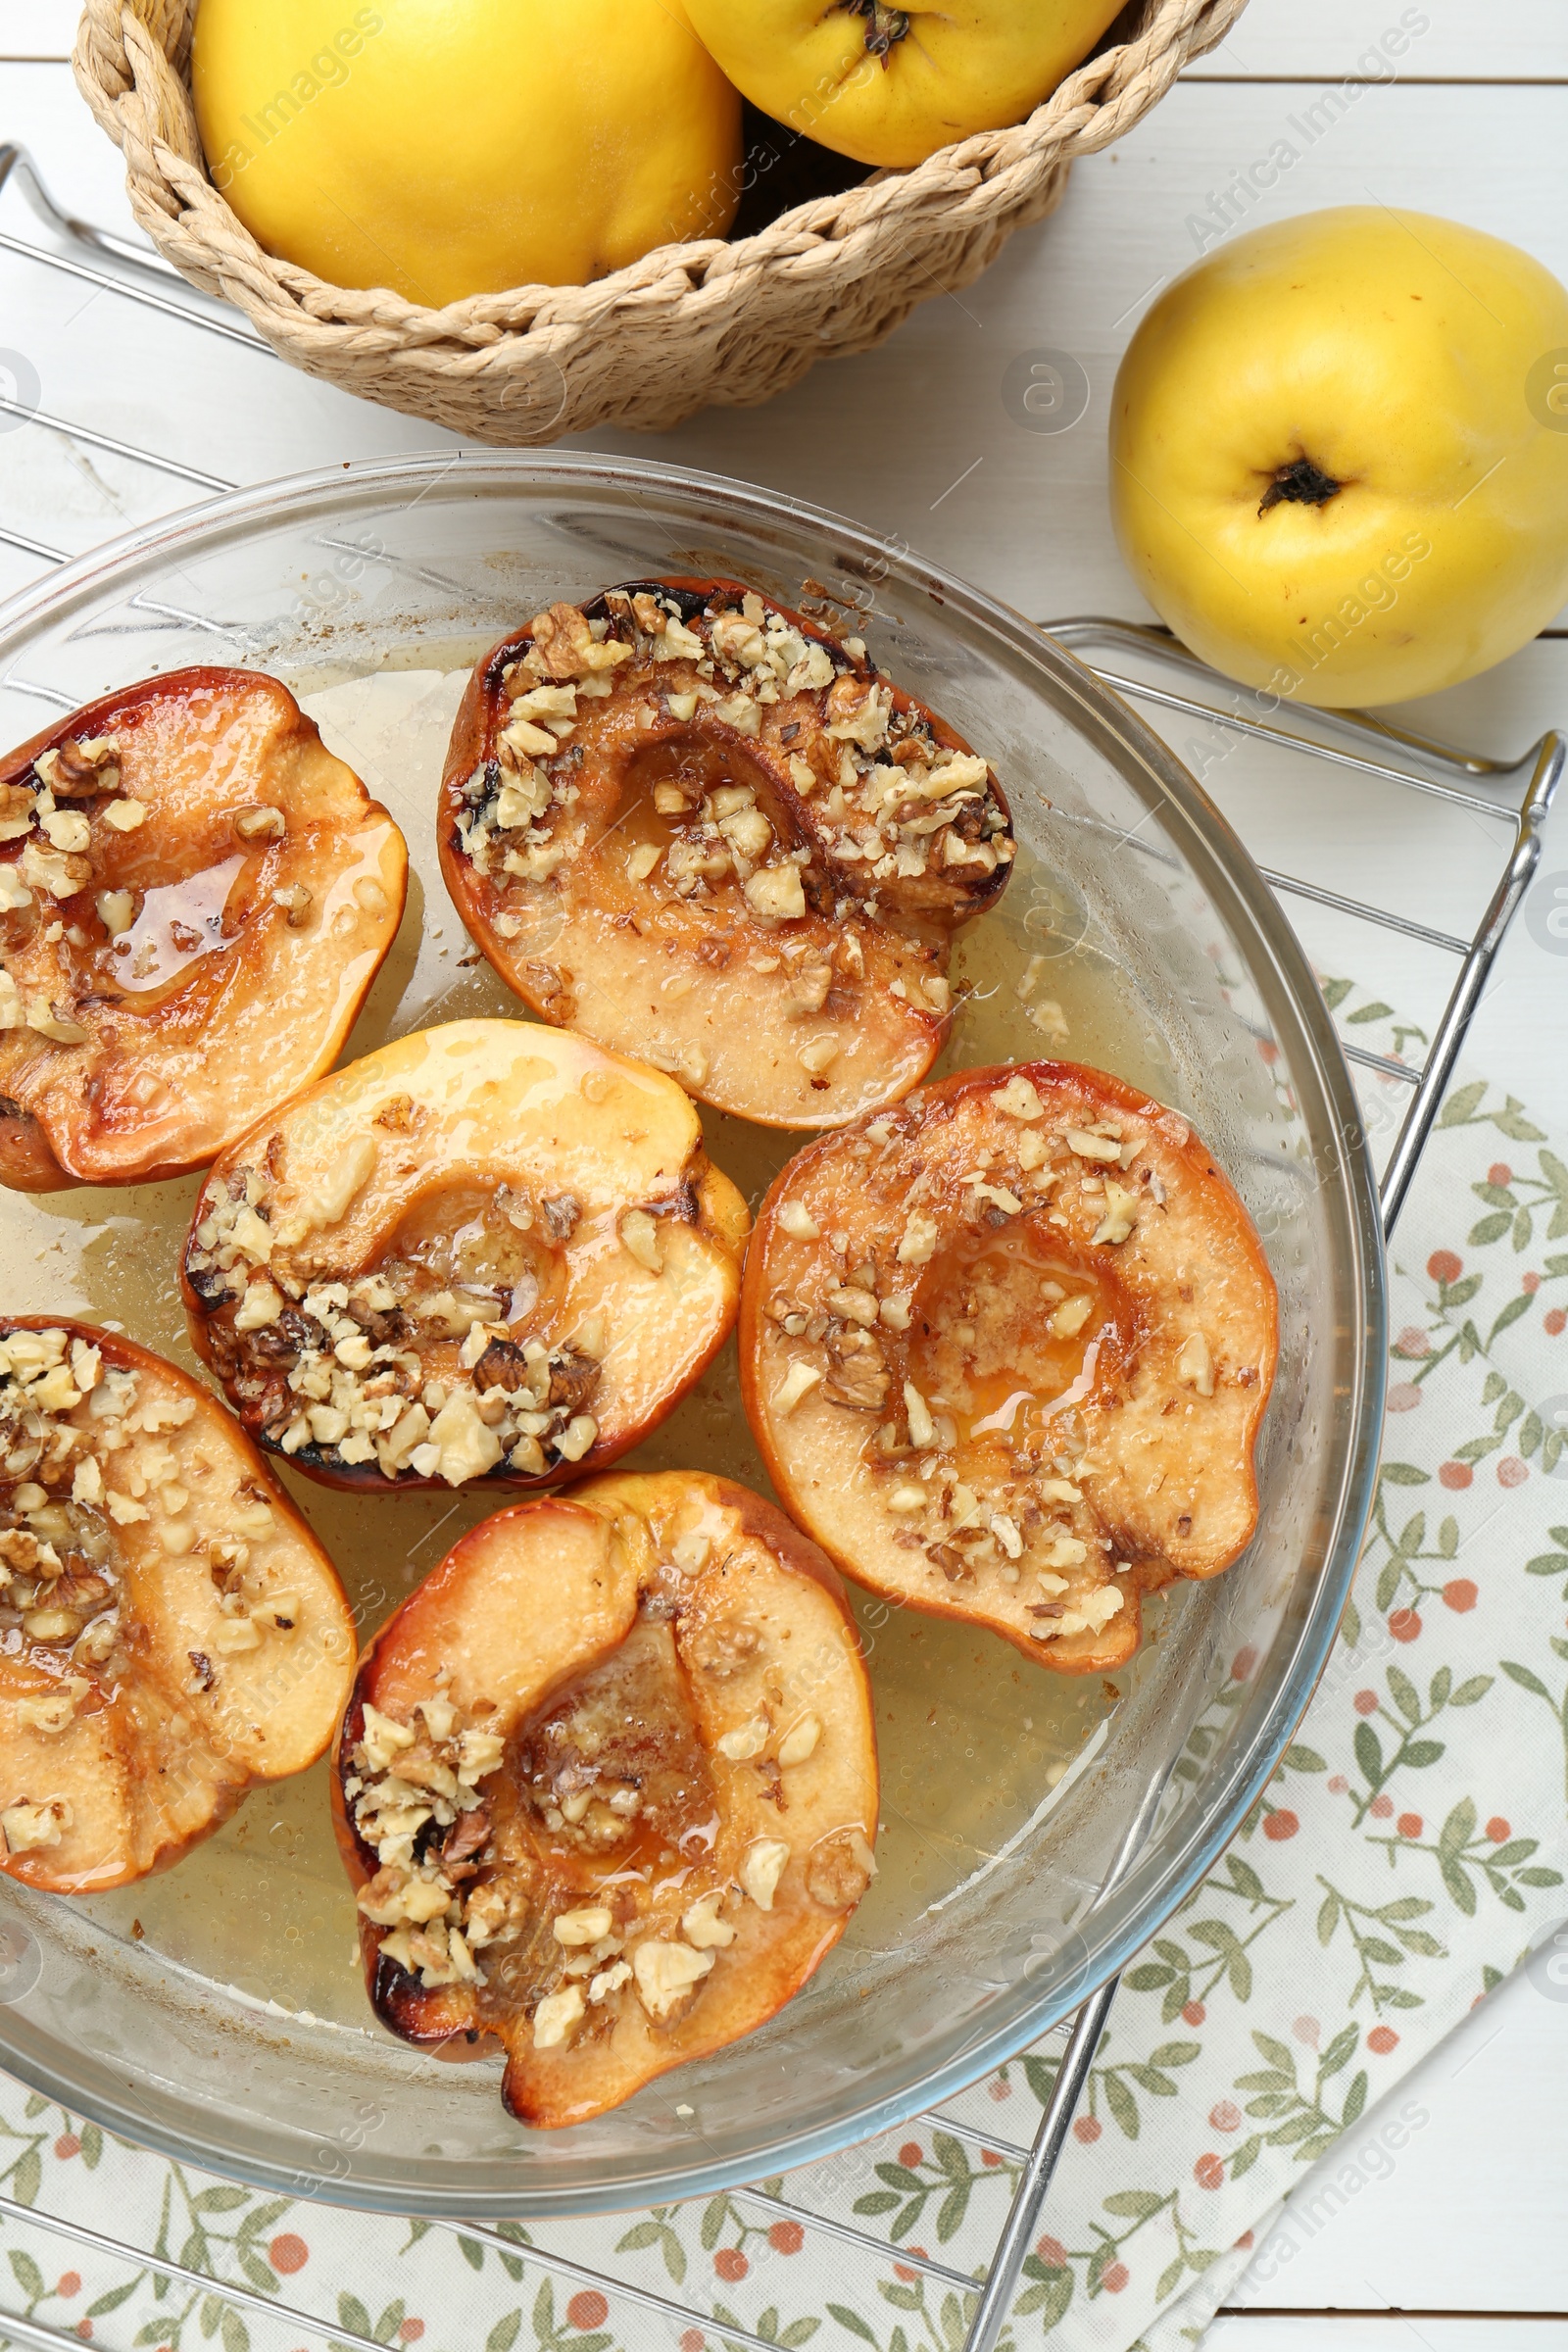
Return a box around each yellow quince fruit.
[192,0,742,304]
[679,0,1125,170]
[1109,208,1568,708]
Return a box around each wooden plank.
[1,3,77,61]
[1212,2325,1568,2349]
[4,56,186,238]
[3,31,1568,2338]
[17,0,1564,81]
[0,62,453,573]
[601,80,1568,636]
[1223,1965,1568,2313]
[1189,0,1567,82]
[1,66,1566,1133]
[1089,633,1568,1140]
[5,68,1567,741]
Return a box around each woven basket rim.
[73,0,1248,358]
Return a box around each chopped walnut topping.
[805,1828,876,1912]
[739,1837,791,1912]
[34,736,121,799]
[232,805,286,844]
[528,602,633,681]
[772,1362,822,1418]
[776,1712,821,1767]
[992,1074,1046,1122]
[588,1958,633,2003]
[680,1888,735,1948]
[1,1797,71,1852]
[823,1326,889,1411]
[1092,1181,1139,1247]
[1051,1295,1094,1340]
[19,840,90,899]
[1175,1331,1215,1396]
[349,1688,508,1988]
[532,1984,586,2047]
[199,1149,622,1487]
[824,1284,878,1328]
[897,1212,939,1267]
[40,808,90,855]
[903,1382,937,1450]
[554,1904,614,1946]
[715,1714,769,1761]
[632,1937,714,2022]
[745,865,807,921]
[618,1207,664,1274]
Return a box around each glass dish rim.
[0,451,1387,2215]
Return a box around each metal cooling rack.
[0,135,1563,2352]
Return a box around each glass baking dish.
[0,454,1384,2216]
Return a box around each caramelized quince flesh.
[0,1318,355,1891]
[741,1061,1279,1672]
[0,667,407,1190]
[440,580,1014,1127]
[333,1469,878,2127]
[182,1018,749,1494]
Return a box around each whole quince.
[1109,208,1568,708]
[680,0,1124,170]
[192,0,742,304]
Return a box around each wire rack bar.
[964,1976,1124,2352]
[0,141,272,354]
[1253,865,1472,955]
[1041,621,1565,1237]
[1074,660,1514,818]
[0,142,186,282]
[0,184,1561,2352]
[733,2185,981,2289]
[0,2187,416,2352]
[0,2295,96,2352]
[0,673,74,709]
[430,2217,789,2352]
[1342,1041,1420,1087]
[919,2112,1032,2163]
[1377,729,1562,1231]
[1045,616,1530,786]
[0,222,272,356]
[0,389,234,492]
[0,521,67,565]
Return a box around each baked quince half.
[333,1470,878,2127]
[0,1317,354,1891]
[740,1062,1278,1673]
[181,1020,749,1493]
[0,668,407,1191]
[440,580,1014,1127]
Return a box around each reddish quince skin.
[0,1316,355,1892]
[741,1059,1279,1673]
[333,1469,879,2125]
[181,1019,750,1495]
[0,666,407,1191]
[440,578,1014,1128]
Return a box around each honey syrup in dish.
[1,672,1183,2022]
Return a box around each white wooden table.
[3,4,1567,2342]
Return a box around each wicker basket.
[74,0,1246,445]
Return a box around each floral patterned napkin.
[1,986,1565,2352]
